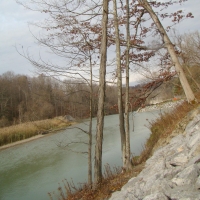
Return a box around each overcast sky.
[0,0,200,78]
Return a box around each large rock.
[171,164,199,186]
[195,175,200,189]
[143,193,168,200]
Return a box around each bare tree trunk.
[94,0,108,184]
[113,0,126,167]
[124,0,132,170]
[88,55,93,186]
[140,0,196,103]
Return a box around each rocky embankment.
[110,107,200,200]
[138,100,185,113]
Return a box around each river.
[0,110,160,200]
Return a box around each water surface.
[0,111,160,200]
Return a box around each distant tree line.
[0,72,118,127]
[1,31,200,128]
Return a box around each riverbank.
[0,100,182,150]
[0,116,75,148]
[110,105,200,199]
[63,94,200,200]
[1,98,199,199]
[0,134,44,150]
[138,99,185,113]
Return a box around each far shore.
[0,134,44,150]
[0,118,77,150]
[0,125,71,151]
[0,128,68,150]
[0,100,182,151]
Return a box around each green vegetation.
[0,117,73,147]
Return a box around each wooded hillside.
[0,72,118,127]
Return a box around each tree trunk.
[124,0,132,170]
[113,0,126,167]
[88,55,93,186]
[94,0,108,184]
[140,0,196,103]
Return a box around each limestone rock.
[172,164,199,186]
[168,186,200,200]
[143,193,168,200]
[195,175,200,189]
[109,113,200,200]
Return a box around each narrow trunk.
[94,0,108,184]
[141,0,196,103]
[88,55,93,186]
[113,0,126,167]
[124,0,132,170]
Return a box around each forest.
[0,72,119,127]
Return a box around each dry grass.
[0,117,73,147]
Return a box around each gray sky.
[0,0,200,78]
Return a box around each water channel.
[0,110,161,200]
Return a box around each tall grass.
[0,117,73,147]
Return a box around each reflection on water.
[0,111,160,200]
